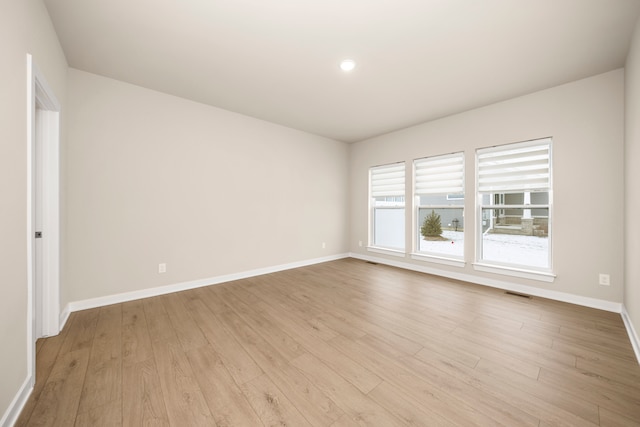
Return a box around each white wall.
[0,0,67,422]
[625,18,640,341]
[350,70,625,303]
[65,69,349,305]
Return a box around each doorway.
[27,54,61,384]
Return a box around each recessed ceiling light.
[340,59,356,72]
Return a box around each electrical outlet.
[359,240,363,247]
[322,242,326,249]
[599,273,610,286]
[159,263,167,274]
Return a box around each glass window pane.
[373,208,405,249]
[374,196,405,207]
[419,195,464,206]
[530,192,549,204]
[481,207,549,269]
[417,207,464,257]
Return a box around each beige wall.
[350,70,625,303]
[0,0,67,421]
[65,69,349,304]
[625,18,640,336]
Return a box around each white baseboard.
[349,252,623,313]
[59,305,70,332]
[622,305,640,364]
[63,253,349,314]
[0,376,33,427]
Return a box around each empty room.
[3,0,640,426]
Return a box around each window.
[370,162,405,251]
[476,138,552,271]
[414,152,464,259]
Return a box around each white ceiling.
[44,0,640,143]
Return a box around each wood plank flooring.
[15,258,640,426]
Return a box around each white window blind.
[371,163,405,197]
[477,138,551,193]
[414,152,464,195]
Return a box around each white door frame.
[26,54,61,383]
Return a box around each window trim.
[476,138,553,274]
[369,162,406,251]
[368,246,407,257]
[411,252,466,268]
[413,152,465,262]
[472,262,556,283]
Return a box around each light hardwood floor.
[16,258,640,426]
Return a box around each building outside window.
[369,162,405,251]
[476,138,552,271]
[414,152,465,259]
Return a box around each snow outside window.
[476,138,552,271]
[414,152,464,259]
[370,163,405,251]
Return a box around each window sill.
[367,246,406,258]
[411,253,465,268]
[472,263,556,283]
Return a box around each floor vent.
[505,291,532,299]
[366,261,379,265]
